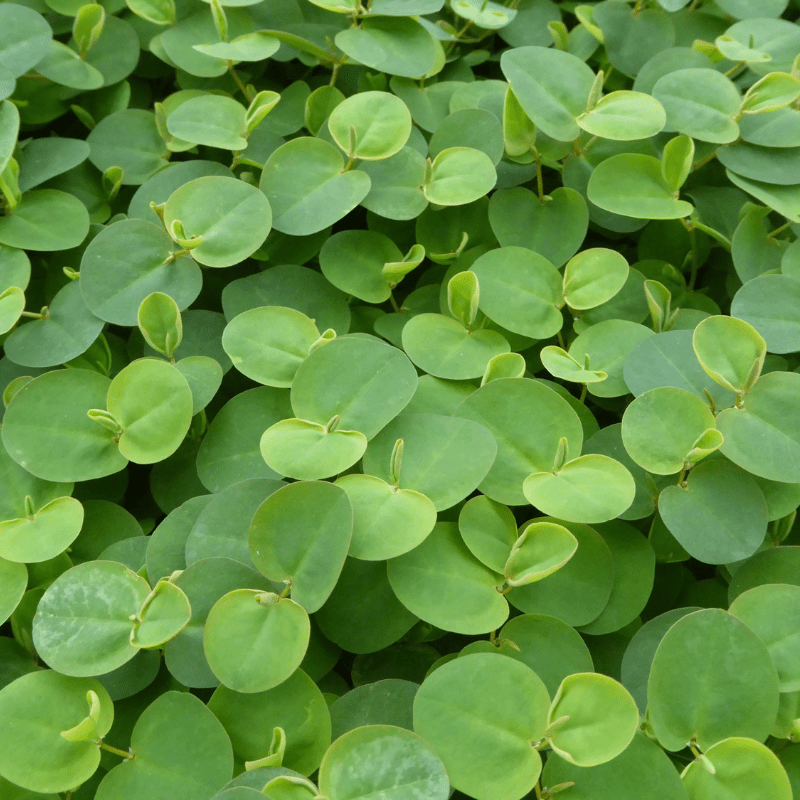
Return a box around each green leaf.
[130,578,192,649]
[0,496,83,564]
[335,17,438,79]
[423,147,497,206]
[260,418,368,481]
[0,671,112,794]
[107,358,194,464]
[249,480,352,613]
[647,609,780,751]
[563,247,629,310]
[523,454,635,524]
[547,672,639,766]
[222,306,320,387]
[95,691,233,800]
[455,378,583,506]
[588,154,694,220]
[290,335,417,439]
[328,91,411,161]
[319,726,449,800]
[80,219,202,326]
[681,737,792,800]
[729,584,800,692]
[361,413,497,512]
[2,369,128,482]
[164,176,272,268]
[577,91,666,141]
[387,522,508,635]
[622,387,718,474]
[0,4,52,78]
[0,189,89,251]
[203,589,310,693]
[33,560,149,676]
[652,68,741,144]
[138,292,182,358]
[470,246,563,338]
[260,138,370,236]
[506,520,614,627]
[692,315,766,395]
[659,459,767,565]
[542,733,690,800]
[488,187,588,268]
[413,653,550,800]
[661,135,694,193]
[334,474,436,561]
[500,46,595,142]
[166,95,248,151]
[504,521,578,587]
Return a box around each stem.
[686,222,699,291]
[534,783,543,800]
[632,0,646,12]
[578,135,599,156]
[533,148,544,203]
[489,629,496,643]
[688,0,701,8]
[579,384,587,404]
[389,292,401,313]
[691,150,717,172]
[342,155,358,171]
[19,311,44,319]
[602,65,615,86]
[557,330,565,349]
[724,60,746,78]
[227,62,254,102]
[767,220,793,240]
[454,18,474,38]
[329,61,341,87]
[677,463,688,487]
[97,741,133,759]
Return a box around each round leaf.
[622,387,718,475]
[203,589,310,693]
[222,306,320,387]
[563,247,629,310]
[423,147,496,206]
[413,653,550,800]
[164,176,272,268]
[681,737,792,800]
[647,609,780,751]
[249,480,352,613]
[260,137,371,236]
[523,454,636,524]
[0,671,112,794]
[328,91,412,161]
[32,560,149,676]
[547,673,639,767]
[335,474,436,561]
[319,726,449,800]
[2,369,127,482]
[387,522,508,635]
[107,358,194,464]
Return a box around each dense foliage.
[3,0,800,798]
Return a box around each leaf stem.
[389,292,401,313]
[767,220,793,240]
[533,148,545,203]
[227,62,254,102]
[579,384,587,404]
[96,740,134,760]
[329,61,342,87]
[724,60,746,78]
[19,311,44,319]
[691,150,717,172]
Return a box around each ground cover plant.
[3,0,800,797]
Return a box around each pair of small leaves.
[413,653,639,800]
[32,561,190,677]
